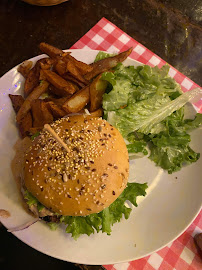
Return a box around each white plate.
[0,49,201,265]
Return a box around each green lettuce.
[61,182,147,239]
[147,110,201,173]
[102,62,202,173]
[94,51,116,62]
[25,183,147,240]
[31,131,40,141]
[24,190,44,212]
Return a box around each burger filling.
[24,182,147,239]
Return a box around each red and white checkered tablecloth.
[71,17,202,270]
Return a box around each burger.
[22,115,147,239]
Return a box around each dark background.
[0,0,201,269]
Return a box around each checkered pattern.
[71,17,202,270]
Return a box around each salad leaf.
[94,51,116,62]
[137,88,202,134]
[106,95,170,137]
[58,182,147,239]
[62,216,95,239]
[48,222,60,231]
[102,62,202,173]
[24,190,44,212]
[127,141,148,155]
[149,141,199,174]
[184,113,202,130]
[147,110,201,173]
[31,131,40,141]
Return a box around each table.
[0,0,201,269]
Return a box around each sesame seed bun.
[24,115,129,216]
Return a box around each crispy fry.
[43,69,76,95]
[89,74,108,112]
[24,62,40,97]
[31,99,53,127]
[55,59,66,75]
[9,94,25,113]
[16,81,49,123]
[18,61,33,78]
[9,94,33,137]
[40,61,52,70]
[39,69,47,81]
[47,101,67,118]
[89,108,103,117]
[19,113,33,138]
[63,73,86,88]
[62,86,90,113]
[64,54,93,75]
[84,48,133,81]
[48,83,75,97]
[44,96,70,106]
[24,58,48,97]
[39,42,64,58]
[29,127,43,134]
[66,60,88,84]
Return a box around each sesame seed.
[63,173,68,182]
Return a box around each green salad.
[98,52,202,174]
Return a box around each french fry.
[55,59,66,75]
[62,86,90,113]
[9,94,25,113]
[66,60,88,84]
[40,60,53,70]
[84,48,133,81]
[89,108,103,117]
[43,69,76,95]
[18,61,33,78]
[47,101,67,119]
[44,96,70,106]
[24,62,40,97]
[89,74,108,112]
[39,69,47,81]
[9,94,33,138]
[24,58,48,97]
[64,54,93,75]
[48,83,77,98]
[39,42,64,58]
[19,113,33,138]
[31,99,53,127]
[16,81,49,123]
[63,73,86,88]
[29,127,43,135]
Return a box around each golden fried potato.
[66,60,88,84]
[18,61,33,78]
[62,86,90,113]
[31,99,53,127]
[47,101,67,119]
[64,54,93,75]
[16,81,49,123]
[43,69,76,95]
[39,42,64,58]
[84,48,132,80]
[89,74,108,112]
[9,94,25,113]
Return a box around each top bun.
[24,115,129,216]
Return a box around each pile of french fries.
[9,42,132,138]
